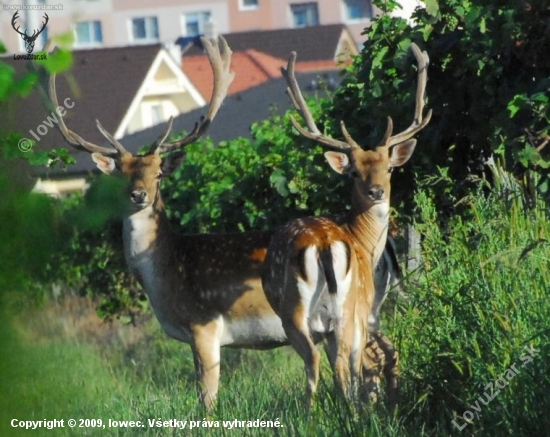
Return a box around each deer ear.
[389,139,417,167]
[324,151,350,174]
[92,153,116,175]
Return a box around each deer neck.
[122,199,173,279]
[346,196,390,266]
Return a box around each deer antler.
[153,35,235,154]
[11,11,25,37]
[282,51,360,152]
[37,36,234,158]
[46,71,128,156]
[377,43,432,149]
[32,14,49,39]
[28,39,127,155]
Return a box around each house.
[0,0,380,54]
[182,24,357,99]
[120,67,342,149]
[0,44,205,195]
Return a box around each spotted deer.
[37,36,403,410]
[262,44,431,405]
[39,37,284,409]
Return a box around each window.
[239,0,259,10]
[151,104,164,125]
[290,3,319,27]
[343,0,371,21]
[75,21,103,47]
[184,12,211,37]
[132,17,159,42]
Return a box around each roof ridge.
[225,23,346,38]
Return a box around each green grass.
[1,169,550,436]
[0,310,404,437]
[0,316,128,436]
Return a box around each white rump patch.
[296,246,320,330]
[330,241,352,322]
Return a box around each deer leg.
[375,332,399,412]
[332,319,355,398]
[323,331,338,371]
[361,333,385,404]
[191,319,222,410]
[283,305,320,405]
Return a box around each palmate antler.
[283,43,432,153]
[376,43,432,149]
[151,36,234,154]
[40,36,234,158]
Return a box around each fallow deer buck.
[38,36,282,409]
[36,36,401,410]
[262,43,431,405]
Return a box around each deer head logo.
[11,12,49,54]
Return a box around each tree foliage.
[162,106,349,234]
[332,0,550,210]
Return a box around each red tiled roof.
[183,49,286,98]
[182,48,347,99]
[295,60,343,72]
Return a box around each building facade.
[0,0,392,53]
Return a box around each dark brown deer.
[12,11,48,54]
[262,43,431,406]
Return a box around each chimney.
[203,19,217,40]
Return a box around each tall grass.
[390,167,550,435]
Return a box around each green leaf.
[26,150,50,167]
[422,24,434,41]
[53,31,76,48]
[269,169,289,197]
[0,62,15,100]
[480,17,487,34]
[507,94,528,118]
[424,0,439,17]
[14,71,38,97]
[34,49,73,74]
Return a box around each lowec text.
[28,97,74,142]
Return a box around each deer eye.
[350,170,360,178]
[156,172,163,180]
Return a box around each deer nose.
[130,190,147,204]
[367,185,385,201]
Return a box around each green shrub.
[389,165,550,435]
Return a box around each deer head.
[12,12,48,54]
[42,36,234,214]
[282,44,432,216]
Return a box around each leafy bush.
[333,0,550,211]
[162,105,350,234]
